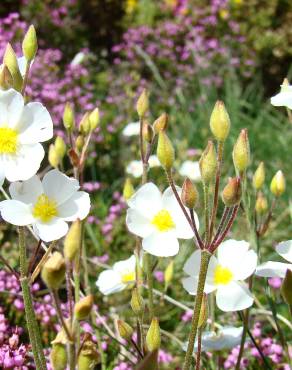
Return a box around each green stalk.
[145,253,154,320]
[203,185,210,246]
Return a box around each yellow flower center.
[214,265,233,285]
[32,194,58,223]
[121,271,135,284]
[151,209,175,232]
[0,127,18,154]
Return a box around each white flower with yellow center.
[0,169,90,242]
[271,80,292,109]
[256,240,292,278]
[182,240,257,311]
[0,88,53,182]
[96,255,136,295]
[126,183,197,257]
[122,121,140,137]
[179,160,201,182]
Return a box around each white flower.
[70,52,85,67]
[271,81,292,109]
[182,240,257,311]
[126,155,160,178]
[0,89,53,182]
[126,183,197,257]
[182,326,243,353]
[96,255,136,295]
[122,121,140,137]
[0,169,90,242]
[256,240,292,278]
[179,160,201,182]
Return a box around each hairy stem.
[195,327,203,370]
[145,253,154,320]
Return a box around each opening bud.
[41,252,66,290]
[157,131,175,171]
[181,178,198,209]
[153,113,168,134]
[48,144,60,168]
[54,136,66,159]
[89,107,99,131]
[3,43,23,91]
[117,319,134,340]
[77,339,99,370]
[63,102,75,132]
[281,269,292,305]
[64,220,81,262]
[136,89,149,118]
[0,65,13,90]
[131,287,145,316]
[222,177,241,207]
[270,170,285,197]
[210,100,230,142]
[198,294,208,329]
[253,162,265,190]
[74,295,94,321]
[79,112,90,135]
[142,121,153,143]
[146,317,161,352]
[255,192,268,215]
[164,260,174,291]
[199,141,217,185]
[22,25,37,62]
[123,178,135,201]
[232,129,250,174]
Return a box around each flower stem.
[195,327,203,370]
[145,253,154,320]
[182,250,211,370]
[52,289,72,340]
[203,185,210,246]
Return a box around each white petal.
[182,276,216,295]
[216,281,253,312]
[126,160,143,178]
[113,255,136,274]
[0,167,4,187]
[0,199,34,225]
[57,191,90,221]
[271,92,292,109]
[217,239,250,270]
[96,269,125,295]
[9,175,43,204]
[142,231,179,257]
[122,121,140,137]
[276,240,292,263]
[128,182,162,218]
[183,250,218,278]
[33,218,68,242]
[179,161,201,182]
[2,143,44,181]
[255,261,291,278]
[17,56,27,77]
[0,89,24,129]
[42,169,79,205]
[126,208,154,238]
[18,102,53,144]
[232,250,257,281]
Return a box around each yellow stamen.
[151,209,175,232]
[214,265,233,285]
[121,271,135,284]
[0,127,18,154]
[32,194,58,222]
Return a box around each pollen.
[214,265,233,285]
[151,209,175,232]
[121,271,135,284]
[32,194,58,223]
[0,127,18,154]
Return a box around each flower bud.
[75,135,84,152]
[153,113,168,133]
[181,178,198,209]
[41,252,66,290]
[0,65,13,90]
[63,102,75,131]
[164,260,174,291]
[131,288,145,316]
[3,43,23,91]
[77,340,99,370]
[157,131,175,171]
[146,317,161,352]
[253,162,265,190]
[199,141,217,184]
[136,89,149,118]
[232,129,250,174]
[74,295,94,321]
[255,192,268,215]
[123,178,135,201]
[198,295,208,328]
[222,177,241,207]
[54,136,66,159]
[50,343,67,370]
[270,170,285,197]
[209,101,230,142]
[142,121,153,143]
[117,319,134,340]
[64,220,81,262]
[89,107,99,131]
[79,112,90,135]
[48,144,60,168]
[281,269,292,305]
[22,25,37,62]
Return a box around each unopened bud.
[123,178,135,201]
[136,89,149,118]
[198,295,208,328]
[75,135,84,152]
[79,112,90,135]
[210,101,230,142]
[181,178,198,209]
[74,295,94,321]
[50,343,67,370]
[77,340,99,370]
[0,65,13,90]
[255,192,268,215]
[153,113,168,133]
[54,136,66,159]
[63,103,75,131]
[48,144,60,168]
[222,177,241,207]
[146,317,161,351]
[270,170,285,197]
[3,43,23,91]
[131,288,145,316]
[157,131,175,171]
[64,220,81,262]
[253,162,265,190]
[232,129,250,174]
[68,148,80,167]
[142,121,153,143]
[22,25,37,62]
[164,260,174,290]
[41,252,66,290]
[89,107,99,131]
[199,141,217,184]
[117,319,134,340]
[281,269,292,305]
